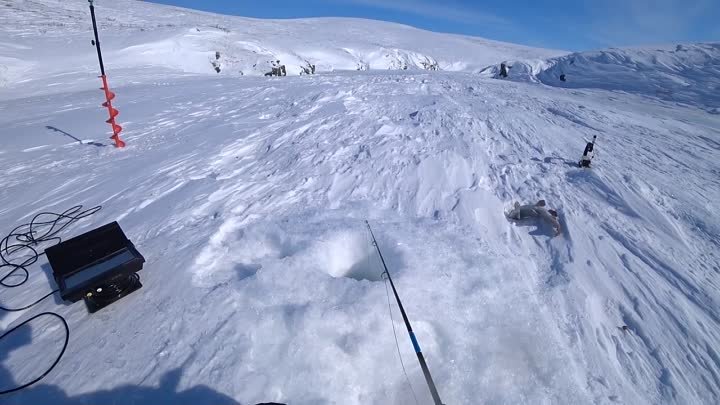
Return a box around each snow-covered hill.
[1,1,720,405]
[538,44,720,111]
[480,43,720,112]
[0,0,562,80]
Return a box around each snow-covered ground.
[1,1,719,405]
[0,0,562,80]
[537,44,720,112]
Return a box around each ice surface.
[0,1,719,405]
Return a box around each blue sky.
[148,0,720,50]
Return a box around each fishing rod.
[365,220,443,405]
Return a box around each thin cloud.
[580,0,718,47]
[343,0,511,27]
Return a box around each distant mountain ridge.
[0,0,563,78]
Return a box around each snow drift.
[538,43,720,110]
[482,43,720,111]
[1,1,720,405]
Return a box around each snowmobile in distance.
[579,135,597,168]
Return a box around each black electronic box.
[45,222,145,312]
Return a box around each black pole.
[366,221,443,405]
[88,0,106,76]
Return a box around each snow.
[480,43,720,113]
[538,44,720,111]
[0,0,563,80]
[1,1,720,405]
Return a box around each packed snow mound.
[0,0,563,79]
[477,58,552,82]
[537,43,720,109]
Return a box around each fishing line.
[365,225,420,404]
[365,220,443,405]
[383,271,420,405]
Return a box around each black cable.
[0,312,69,395]
[0,290,59,312]
[1,205,102,290]
[0,205,101,395]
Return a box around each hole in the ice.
[235,263,261,281]
[317,230,385,282]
